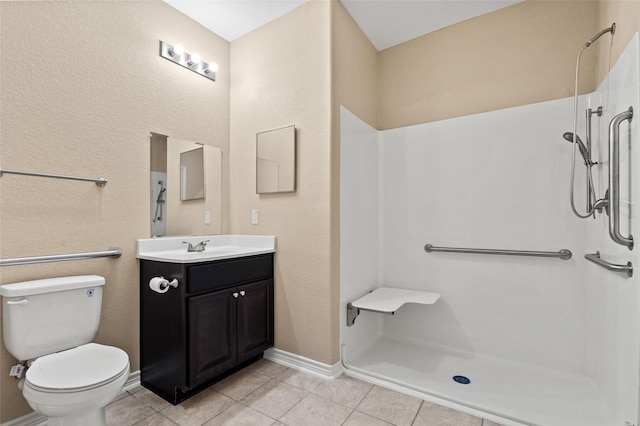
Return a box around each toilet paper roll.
[149,277,170,294]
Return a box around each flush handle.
[6,299,28,306]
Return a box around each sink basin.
[137,235,275,263]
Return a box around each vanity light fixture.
[159,41,216,82]
[169,43,184,57]
[188,53,201,66]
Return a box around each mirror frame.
[256,125,296,194]
[180,146,205,201]
[150,133,222,237]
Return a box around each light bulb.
[207,62,218,73]
[190,53,201,64]
[172,44,185,56]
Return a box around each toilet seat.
[26,343,129,393]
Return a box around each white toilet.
[0,275,130,426]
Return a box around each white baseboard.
[122,369,141,392]
[1,370,141,426]
[264,347,342,379]
[0,412,46,426]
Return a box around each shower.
[563,127,599,215]
[562,132,590,164]
[567,23,615,219]
[341,25,640,426]
[152,181,166,223]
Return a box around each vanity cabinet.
[139,253,274,404]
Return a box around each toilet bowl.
[22,343,130,426]
[0,276,131,426]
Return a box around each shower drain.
[452,375,471,385]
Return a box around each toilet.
[0,275,130,426]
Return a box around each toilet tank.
[0,275,105,361]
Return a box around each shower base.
[343,335,615,426]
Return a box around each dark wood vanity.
[139,253,274,404]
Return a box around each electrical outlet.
[252,210,259,225]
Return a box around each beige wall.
[332,1,379,129]
[150,133,168,173]
[376,0,640,130]
[229,1,335,363]
[378,1,599,129]
[0,1,230,421]
[596,1,640,84]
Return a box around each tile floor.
[106,359,505,426]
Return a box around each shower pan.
[340,33,640,426]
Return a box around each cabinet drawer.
[186,254,273,293]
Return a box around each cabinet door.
[237,279,274,362]
[188,289,237,387]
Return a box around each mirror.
[180,147,205,200]
[256,125,296,193]
[150,133,222,237]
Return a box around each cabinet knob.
[232,292,239,298]
[239,291,246,297]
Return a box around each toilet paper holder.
[160,277,179,290]
[149,276,179,292]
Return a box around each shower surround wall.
[341,34,640,426]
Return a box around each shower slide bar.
[0,248,122,267]
[424,244,572,260]
[584,252,633,277]
[0,168,108,186]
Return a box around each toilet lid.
[26,343,129,392]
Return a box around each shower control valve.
[593,189,609,216]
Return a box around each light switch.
[252,210,259,225]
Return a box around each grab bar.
[608,107,633,250]
[424,244,572,260]
[0,248,122,267]
[585,252,633,277]
[0,168,107,187]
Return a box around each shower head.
[562,132,590,163]
[584,23,615,47]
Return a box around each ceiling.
[164,0,523,51]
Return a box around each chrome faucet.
[183,240,209,253]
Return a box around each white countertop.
[137,235,275,263]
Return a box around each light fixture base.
[159,41,216,82]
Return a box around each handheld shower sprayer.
[562,132,591,164]
[567,23,616,219]
[153,181,166,223]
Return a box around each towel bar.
[0,168,107,186]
